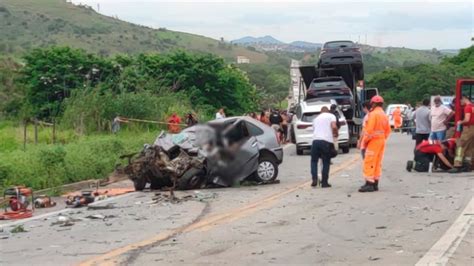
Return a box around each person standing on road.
[280,111,289,144]
[359,95,391,193]
[357,101,371,159]
[259,110,270,125]
[310,106,338,188]
[269,110,283,143]
[392,106,402,132]
[216,108,226,120]
[185,112,198,127]
[413,99,431,146]
[450,95,474,173]
[430,96,454,142]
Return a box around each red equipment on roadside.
[0,186,34,220]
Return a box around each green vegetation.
[0,47,259,190]
[0,121,156,191]
[238,52,292,109]
[366,46,474,104]
[0,0,267,62]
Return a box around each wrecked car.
[123,116,283,191]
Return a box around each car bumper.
[320,56,362,66]
[272,147,284,164]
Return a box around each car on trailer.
[290,99,350,155]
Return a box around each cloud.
[71,0,473,49]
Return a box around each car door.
[210,120,259,186]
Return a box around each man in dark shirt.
[330,104,341,129]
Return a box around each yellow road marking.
[79,155,359,266]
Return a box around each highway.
[1,133,472,265]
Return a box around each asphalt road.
[1,133,472,265]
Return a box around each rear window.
[310,81,342,88]
[302,112,320,122]
[324,41,354,48]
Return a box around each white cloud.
[72,0,473,49]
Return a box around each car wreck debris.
[122,117,283,191]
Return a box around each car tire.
[342,146,350,154]
[296,145,303,155]
[177,167,205,190]
[254,155,278,182]
[133,178,147,191]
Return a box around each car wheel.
[177,167,205,190]
[342,146,350,154]
[133,178,147,191]
[254,155,278,182]
[296,145,303,155]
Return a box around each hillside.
[0,0,267,63]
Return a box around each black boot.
[359,182,375,192]
[311,179,318,187]
[321,177,331,188]
[374,180,379,191]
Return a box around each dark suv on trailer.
[318,40,364,80]
[306,76,354,119]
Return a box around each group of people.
[410,95,473,173]
[246,109,291,144]
[310,95,390,192]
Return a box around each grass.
[0,0,267,63]
[0,121,159,191]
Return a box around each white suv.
[290,99,350,155]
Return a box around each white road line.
[416,196,473,266]
[0,192,136,229]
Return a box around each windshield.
[324,41,355,48]
[310,81,342,88]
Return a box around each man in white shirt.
[311,106,339,188]
[215,108,225,120]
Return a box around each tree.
[22,47,115,118]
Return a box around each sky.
[70,0,473,49]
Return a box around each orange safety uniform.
[362,106,391,182]
[392,107,402,129]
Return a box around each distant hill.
[289,41,322,50]
[232,35,284,45]
[0,0,267,63]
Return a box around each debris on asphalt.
[376,226,387,229]
[87,203,116,210]
[85,214,106,220]
[34,195,57,208]
[194,191,218,202]
[428,219,448,226]
[66,191,95,208]
[368,256,381,261]
[10,225,27,233]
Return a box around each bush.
[0,131,156,191]
[60,88,194,133]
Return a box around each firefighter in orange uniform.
[392,106,402,131]
[359,95,391,192]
